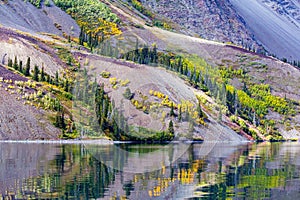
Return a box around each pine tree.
[8,58,12,68]
[168,120,175,135]
[152,43,158,63]
[55,71,59,86]
[13,56,18,70]
[79,26,84,45]
[55,111,66,129]
[170,102,175,117]
[197,102,204,118]
[33,65,39,81]
[41,66,45,82]
[25,57,30,76]
[64,79,69,92]
[19,61,23,73]
[178,106,182,121]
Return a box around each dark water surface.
[1,141,300,199]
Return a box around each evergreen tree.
[197,102,204,118]
[178,106,182,121]
[64,79,69,92]
[55,111,66,129]
[41,66,45,82]
[8,58,12,68]
[13,56,18,70]
[170,102,175,117]
[33,65,39,81]
[55,71,59,86]
[25,57,30,76]
[168,120,175,135]
[152,43,158,63]
[79,26,84,45]
[19,61,23,73]
[46,74,50,83]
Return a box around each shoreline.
[0,139,252,145]
[0,139,114,145]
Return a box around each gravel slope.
[230,0,300,60]
[0,0,80,37]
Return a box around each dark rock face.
[138,0,300,60]
[139,0,260,50]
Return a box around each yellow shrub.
[109,77,117,86]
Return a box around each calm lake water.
[1,141,300,199]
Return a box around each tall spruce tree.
[33,65,39,81]
[25,57,30,76]
[13,56,18,70]
[55,71,59,86]
[19,61,23,73]
[41,66,45,82]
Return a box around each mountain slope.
[135,0,300,60]
[0,0,299,141]
[0,0,80,37]
[230,0,300,61]
[138,0,260,49]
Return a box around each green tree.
[55,71,59,86]
[170,102,175,117]
[168,120,175,135]
[19,61,23,73]
[123,87,133,100]
[8,58,12,68]
[178,106,182,121]
[55,111,66,129]
[197,102,204,118]
[64,79,69,92]
[25,57,31,76]
[33,65,39,81]
[13,56,18,70]
[40,66,45,82]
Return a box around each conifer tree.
[19,61,23,73]
[13,56,18,70]
[8,58,12,68]
[33,65,39,81]
[41,66,45,82]
[197,102,204,118]
[64,79,69,92]
[168,120,174,135]
[178,106,182,121]
[25,57,31,76]
[170,102,175,117]
[55,71,59,86]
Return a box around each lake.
[0,141,300,199]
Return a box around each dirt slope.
[0,0,80,37]
[0,27,65,76]
[0,66,60,140]
[75,52,245,141]
[230,0,300,60]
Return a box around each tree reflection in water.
[1,142,300,199]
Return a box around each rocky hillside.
[230,0,300,61]
[0,0,299,141]
[137,0,300,61]
[0,0,80,36]
[138,0,259,49]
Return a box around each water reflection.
[0,142,300,199]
